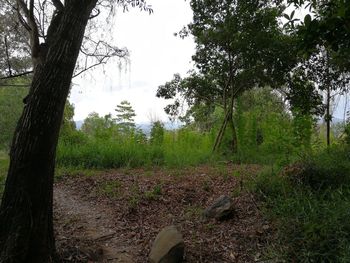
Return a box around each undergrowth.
[0,151,9,198]
[252,146,350,262]
[56,129,215,169]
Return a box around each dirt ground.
[54,164,273,263]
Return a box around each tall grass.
[56,128,215,169]
[252,146,350,262]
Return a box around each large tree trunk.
[0,2,96,262]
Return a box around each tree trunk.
[0,2,96,262]
[213,86,237,153]
[227,108,237,153]
[326,86,331,147]
[213,108,230,152]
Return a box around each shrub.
[283,146,350,191]
[252,146,350,262]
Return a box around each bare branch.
[29,0,34,19]
[16,0,40,60]
[15,3,31,31]
[0,71,34,80]
[89,8,100,19]
[73,60,108,78]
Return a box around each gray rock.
[149,225,184,263]
[202,195,234,220]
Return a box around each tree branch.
[73,60,108,78]
[89,8,100,19]
[15,3,31,31]
[16,0,40,60]
[51,0,64,11]
[0,71,34,80]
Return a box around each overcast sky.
[70,0,195,123]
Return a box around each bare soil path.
[54,164,272,263]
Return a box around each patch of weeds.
[231,187,241,198]
[144,184,162,200]
[55,167,101,181]
[185,205,203,219]
[121,167,131,176]
[232,170,240,178]
[232,170,244,196]
[144,170,153,177]
[98,180,122,198]
[217,165,230,181]
[128,196,140,210]
[251,148,350,263]
[202,179,211,192]
[128,183,141,211]
[61,214,81,228]
[170,169,183,178]
[204,223,215,231]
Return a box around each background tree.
[283,1,350,146]
[305,48,350,146]
[150,121,164,146]
[0,0,151,262]
[115,100,136,133]
[82,112,116,139]
[0,1,31,80]
[285,0,350,71]
[59,101,76,137]
[286,69,325,149]
[158,0,297,153]
[0,84,28,150]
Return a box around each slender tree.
[302,48,349,146]
[159,0,297,153]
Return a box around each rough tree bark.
[0,1,97,262]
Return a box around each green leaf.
[290,10,295,19]
[304,14,312,26]
[283,13,290,20]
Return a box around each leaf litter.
[54,164,273,263]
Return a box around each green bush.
[285,146,350,191]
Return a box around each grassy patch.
[144,184,162,200]
[0,151,9,197]
[184,205,203,219]
[98,180,122,198]
[252,146,350,262]
[56,129,215,169]
[55,166,102,181]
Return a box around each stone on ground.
[149,225,184,263]
[202,195,235,220]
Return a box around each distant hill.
[74,120,181,133]
[137,122,181,135]
[75,120,84,130]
